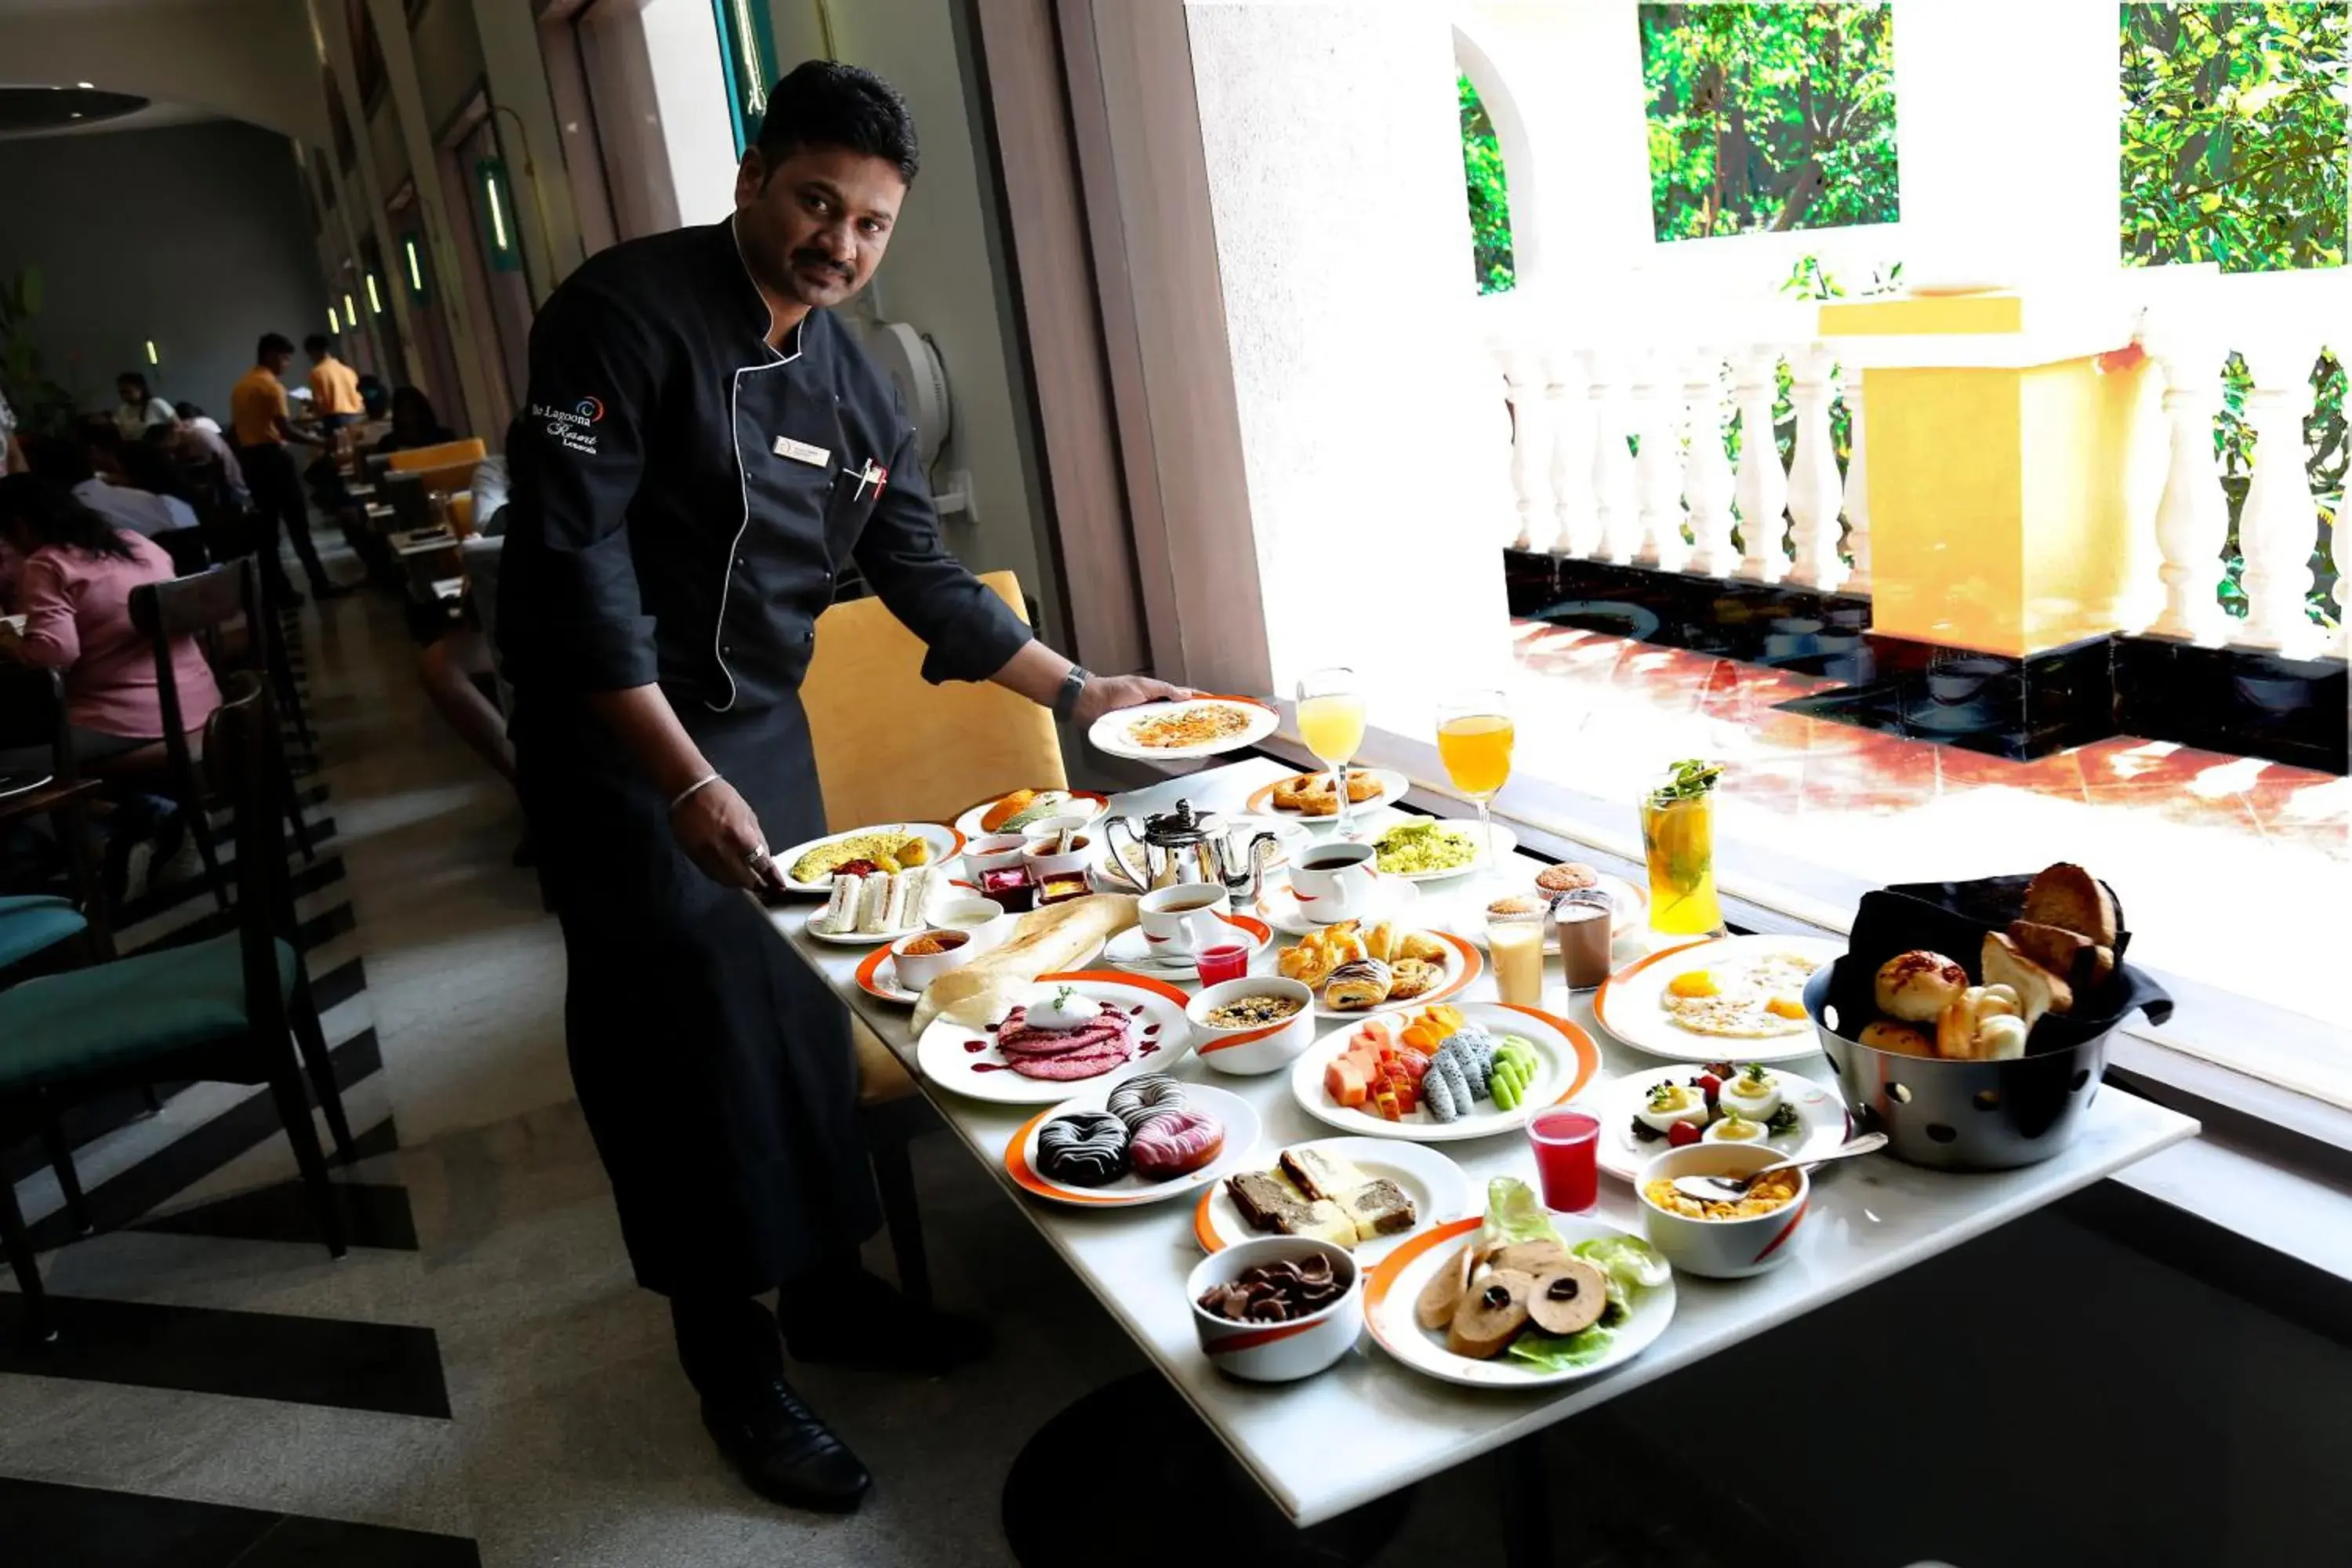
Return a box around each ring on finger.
[744,844,771,871]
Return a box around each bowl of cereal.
[1635,1142,1809,1279]
[1185,978,1316,1076]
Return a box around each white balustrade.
[1586,350,1639,564]
[2142,328,2232,644]
[1544,347,1599,557]
[1679,348,1737,575]
[1499,346,1550,550]
[1730,344,1789,583]
[1840,373,1873,594]
[1628,350,1686,571]
[1784,343,1846,590]
[2233,336,2326,654]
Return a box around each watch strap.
[1054,665,1092,724]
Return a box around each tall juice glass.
[1436,691,1513,871]
[1642,792,1723,936]
[1296,667,1367,829]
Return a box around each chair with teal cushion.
[0,675,348,1343]
[0,895,86,974]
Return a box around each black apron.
[514,691,878,1298]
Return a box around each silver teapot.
[1102,799,1278,902]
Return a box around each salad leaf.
[1504,1322,1616,1371]
[1573,1235,1671,1319]
[1478,1178,1561,1252]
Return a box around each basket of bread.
[1798,863,2172,1171]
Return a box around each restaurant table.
[765,755,2198,1556]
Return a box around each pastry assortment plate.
[950,789,1110,840]
[1288,1001,1599,1142]
[1363,1212,1678,1388]
[1003,1080,1260,1209]
[1592,935,1846,1063]
[1192,1137,1475,1265]
[1087,696,1278,762]
[1592,1063,1849,1181]
[1254,871,1422,935]
[913,970,1196,1105]
[1291,928,1483,1019]
[775,822,964,895]
[853,937,1108,1006]
[1244,767,1410,822]
[1101,913,1273,975]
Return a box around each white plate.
[1282,927,1484,1020]
[1192,1137,1475,1266]
[951,789,1109,840]
[914,970,1197,1105]
[1288,1001,1601,1143]
[776,822,965,895]
[1592,1063,1849,1181]
[1358,821,1519,884]
[1254,870,1421,935]
[853,948,924,1005]
[1243,767,1410,824]
[1102,913,1273,975]
[1086,697,1278,761]
[1363,1212,1677,1388]
[1004,1080,1260,1208]
[804,917,925,947]
[1592,935,1846,1063]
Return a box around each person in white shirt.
[113,373,177,442]
[24,434,191,538]
[173,401,223,437]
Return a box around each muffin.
[1536,862,1599,895]
[1486,895,1547,919]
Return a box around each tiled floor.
[1494,622,2350,1055]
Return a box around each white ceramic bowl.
[1185,978,1317,1076]
[964,833,1029,875]
[890,928,982,992]
[929,896,1013,953]
[1019,815,1097,879]
[1185,1236,1362,1383]
[1634,1142,1811,1280]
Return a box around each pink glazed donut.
[1127,1107,1225,1178]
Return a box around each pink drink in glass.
[1527,1109,1601,1213]
[1195,943,1249,985]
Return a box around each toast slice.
[2023,863,2119,948]
[2007,918,2115,992]
[1982,931,2072,1027]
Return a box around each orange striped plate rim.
[1591,938,1714,1040]
[1002,1105,1145,1207]
[955,787,1109,830]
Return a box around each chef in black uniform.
[496,61,1181,1514]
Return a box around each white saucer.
[1254,871,1422,936]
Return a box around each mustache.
[789,249,854,283]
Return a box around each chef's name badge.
[773,436,832,467]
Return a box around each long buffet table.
[765,754,2198,1530]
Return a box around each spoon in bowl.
[1671,1131,1888,1203]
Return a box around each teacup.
[1139,882,1232,958]
[1287,841,1379,924]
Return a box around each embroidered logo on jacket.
[535,398,604,455]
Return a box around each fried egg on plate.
[1660,953,1820,1039]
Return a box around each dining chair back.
[386,438,486,475]
[800,571,1065,831]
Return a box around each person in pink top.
[0,474,220,768]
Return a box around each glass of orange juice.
[1642,759,1726,936]
[1436,690,1513,872]
[1295,667,1367,829]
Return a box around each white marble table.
[768,756,2199,1527]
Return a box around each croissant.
[1323,959,1394,1011]
[1395,931,1447,964]
[1363,921,1399,964]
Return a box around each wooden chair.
[799,572,1063,1308]
[122,559,314,913]
[385,438,487,477]
[0,675,354,1344]
[156,517,316,753]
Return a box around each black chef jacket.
[493,218,1033,1298]
[495,216,1032,709]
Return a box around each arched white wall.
[0,0,326,144]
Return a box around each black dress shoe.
[781,1269,994,1377]
[701,1377,871,1513]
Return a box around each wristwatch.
[1053,665,1093,724]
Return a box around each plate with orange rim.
[1192,1136,1474,1263]
[913,970,1198,1105]
[1287,1001,1601,1142]
[1363,1210,1677,1388]
[1102,912,1274,975]
[1592,935,1845,1063]
[1245,767,1410,822]
[1087,695,1279,761]
[852,935,1109,1006]
[1294,928,1484,1020]
[951,787,1111,841]
[1004,1080,1259,1209]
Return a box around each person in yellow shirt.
[304,334,365,434]
[231,333,346,604]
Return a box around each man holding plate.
[496,62,1182,1515]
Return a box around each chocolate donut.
[1036,1111,1131,1187]
[1128,1106,1225,1178]
[1106,1073,1189,1137]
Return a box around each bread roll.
[1875,950,1967,1022]
[911,895,1139,1031]
[2024,862,2119,947]
[1858,1020,1934,1056]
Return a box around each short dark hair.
[257,332,295,361]
[753,60,918,183]
[0,474,140,563]
[174,401,204,420]
[118,372,150,395]
[304,333,331,357]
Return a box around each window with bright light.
[1457,72,1515,296]
[709,0,779,157]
